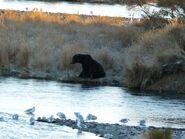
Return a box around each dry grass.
[0,9,184,87]
[0,10,133,81]
[124,22,185,88]
[145,129,172,139]
[1,10,124,26]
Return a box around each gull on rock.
[24,106,35,115]
[76,117,87,134]
[30,115,35,125]
[77,119,86,129]
[56,112,66,120]
[47,115,54,123]
[86,114,97,122]
[12,114,19,120]
[74,112,86,134]
[74,112,84,122]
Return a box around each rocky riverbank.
[37,117,185,139]
[0,68,121,86]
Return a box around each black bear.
[71,54,106,79]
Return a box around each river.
[0,0,183,138]
[0,0,158,18]
[0,77,185,138]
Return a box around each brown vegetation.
[124,21,185,92]
[144,128,172,139]
[0,10,132,83]
[0,10,185,92]
[1,9,124,26]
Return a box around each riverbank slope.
[0,10,184,93]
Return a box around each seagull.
[12,114,19,120]
[139,120,146,126]
[47,115,54,123]
[86,114,97,122]
[74,112,84,122]
[30,115,35,125]
[76,117,87,134]
[120,118,129,124]
[24,106,35,115]
[74,112,86,134]
[56,112,66,120]
[77,120,82,134]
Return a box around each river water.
[0,77,185,138]
[0,1,183,138]
[0,0,151,18]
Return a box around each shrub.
[0,46,9,68]
[16,46,30,68]
[96,51,114,70]
[145,129,172,139]
[115,26,142,47]
[124,61,161,89]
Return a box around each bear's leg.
[79,71,87,78]
[79,70,91,78]
[79,71,84,78]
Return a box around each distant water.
[0,0,158,18]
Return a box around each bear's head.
[71,54,92,64]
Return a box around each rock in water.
[104,133,113,139]
[139,120,146,126]
[120,118,129,124]
[0,116,4,121]
[30,115,35,125]
[12,114,19,120]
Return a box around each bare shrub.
[115,26,143,47]
[145,128,172,139]
[96,51,114,70]
[0,46,9,67]
[57,45,82,71]
[16,46,30,68]
[139,16,169,30]
[124,23,185,88]
[0,15,5,28]
[168,24,185,51]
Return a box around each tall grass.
[0,9,184,88]
[124,22,185,89]
[145,129,172,139]
[1,10,124,26]
[0,10,135,82]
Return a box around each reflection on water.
[0,0,143,17]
